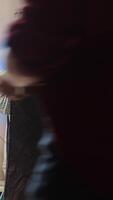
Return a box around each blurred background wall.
[0,0,23,41]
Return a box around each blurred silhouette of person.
[0,43,43,200]
[1,0,113,200]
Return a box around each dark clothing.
[6,0,113,199]
[25,131,58,200]
[24,61,113,200]
[4,96,43,200]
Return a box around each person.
[0,45,46,200]
[1,0,113,199]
